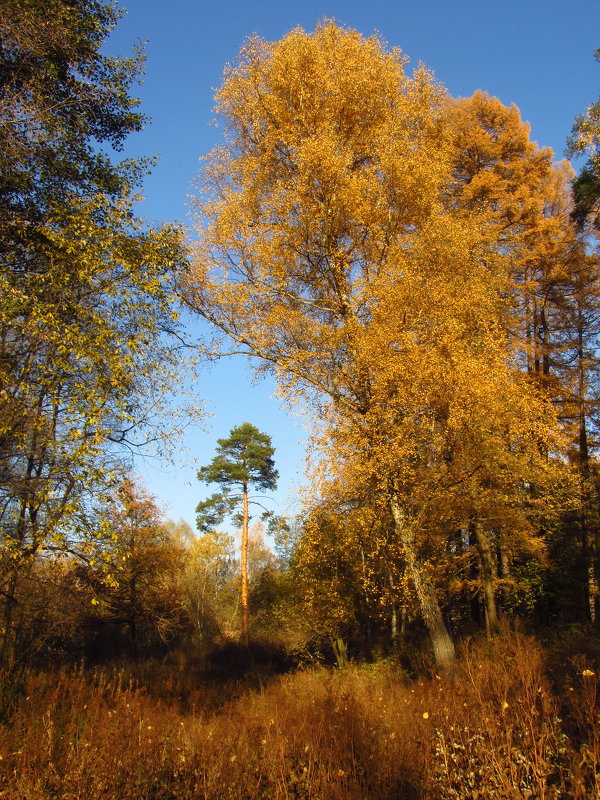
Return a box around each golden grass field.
[0,631,598,799]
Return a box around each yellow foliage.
[186,22,578,660]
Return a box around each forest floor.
[0,630,599,799]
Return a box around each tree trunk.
[331,636,348,668]
[576,300,597,625]
[473,520,500,637]
[498,536,511,609]
[0,573,19,671]
[390,603,398,644]
[390,495,455,666]
[389,571,398,645]
[241,480,249,646]
[129,618,138,657]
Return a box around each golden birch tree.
[186,22,460,664]
[186,23,568,664]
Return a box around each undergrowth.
[0,631,598,799]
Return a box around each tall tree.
[446,91,585,631]
[0,0,148,265]
[0,0,189,666]
[185,23,569,664]
[196,423,278,645]
[185,22,459,664]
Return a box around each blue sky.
[103,0,599,530]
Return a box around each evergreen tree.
[197,423,278,645]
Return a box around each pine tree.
[196,423,278,645]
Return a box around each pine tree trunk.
[241,480,249,646]
[390,495,455,666]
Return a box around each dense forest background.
[2,2,600,798]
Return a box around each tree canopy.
[0,0,191,666]
[1,8,599,673]
[184,21,583,665]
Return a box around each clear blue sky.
[103,0,599,531]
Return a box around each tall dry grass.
[0,632,597,799]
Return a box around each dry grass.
[0,632,598,799]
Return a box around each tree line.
[1,2,600,675]
[184,23,600,666]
